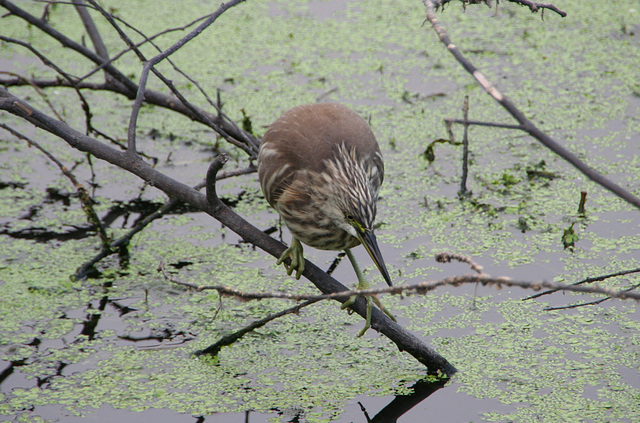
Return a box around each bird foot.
[276,238,305,279]
[341,293,396,337]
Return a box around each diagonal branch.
[0,123,110,249]
[0,87,457,375]
[72,0,117,86]
[0,0,138,92]
[423,0,640,210]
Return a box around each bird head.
[342,210,393,287]
[321,143,392,286]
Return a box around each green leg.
[340,249,396,337]
[276,237,305,279]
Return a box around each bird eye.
[345,213,354,221]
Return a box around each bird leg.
[341,249,396,337]
[276,237,305,279]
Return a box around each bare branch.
[73,164,256,280]
[0,0,138,92]
[433,0,566,17]
[459,96,470,196]
[158,262,323,357]
[0,87,457,375]
[445,118,524,130]
[0,36,96,125]
[80,6,251,147]
[423,0,640,210]
[544,282,640,311]
[73,197,181,280]
[0,123,110,249]
[435,252,486,275]
[0,0,259,157]
[83,0,257,158]
[76,12,209,86]
[0,71,64,121]
[508,0,567,17]
[72,0,114,85]
[523,266,640,300]
[163,261,640,303]
[194,297,322,357]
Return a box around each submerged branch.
[433,0,567,16]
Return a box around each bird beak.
[357,230,393,287]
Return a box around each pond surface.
[1,0,639,422]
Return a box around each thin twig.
[0,0,139,93]
[433,0,566,17]
[162,254,640,303]
[544,282,640,311]
[459,96,470,196]
[195,298,322,356]
[73,198,179,280]
[0,123,111,249]
[72,0,114,85]
[81,4,259,152]
[435,252,486,275]
[577,191,587,216]
[76,11,210,83]
[445,118,524,130]
[0,36,101,137]
[166,274,640,301]
[159,262,322,356]
[523,266,640,300]
[0,71,63,121]
[84,0,257,158]
[73,165,255,280]
[508,0,567,17]
[0,0,259,157]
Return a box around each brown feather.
[258,103,382,208]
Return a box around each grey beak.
[359,230,393,287]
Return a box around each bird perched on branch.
[257,103,395,335]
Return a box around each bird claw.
[276,238,305,279]
[371,294,397,323]
[341,293,396,337]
